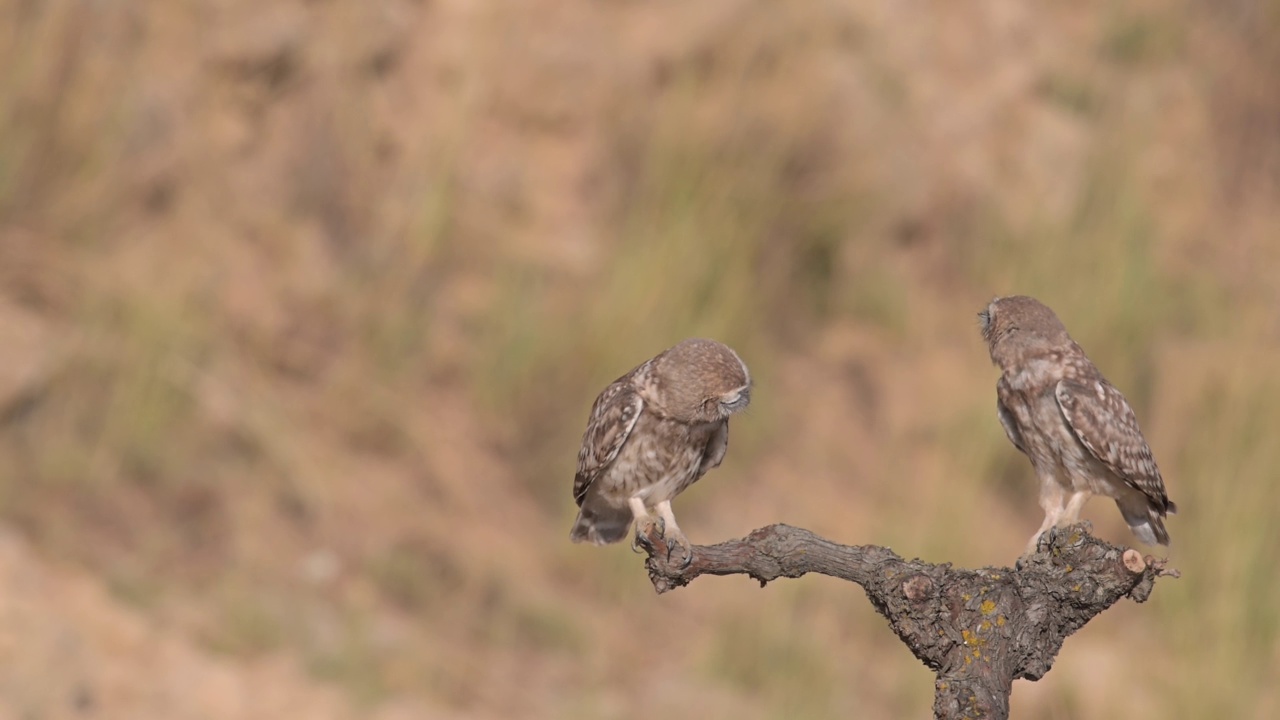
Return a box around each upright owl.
[978,296,1176,558]
[570,338,752,566]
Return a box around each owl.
[978,296,1176,558]
[570,338,752,566]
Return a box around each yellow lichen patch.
[996,615,1007,627]
[980,620,991,632]
[1073,584,1082,592]
[962,593,972,602]
[1064,565,1073,573]
[961,629,988,647]
[980,599,996,615]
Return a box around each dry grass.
[0,0,1278,718]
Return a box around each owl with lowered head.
[979,296,1176,559]
[570,338,752,567]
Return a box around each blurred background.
[0,0,1277,718]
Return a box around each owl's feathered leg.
[1062,490,1092,524]
[626,498,693,569]
[628,497,656,554]
[1020,478,1067,564]
[1023,516,1057,560]
[654,500,694,569]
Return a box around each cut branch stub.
[637,522,1176,720]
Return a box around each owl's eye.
[720,388,750,411]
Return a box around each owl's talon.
[678,546,694,570]
[660,529,693,570]
[633,516,663,555]
[1018,528,1047,569]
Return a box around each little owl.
[979,295,1176,558]
[570,338,752,567]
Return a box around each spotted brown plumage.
[570,338,752,566]
[979,295,1176,558]
[1054,374,1176,527]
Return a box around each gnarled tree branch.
[637,522,1177,720]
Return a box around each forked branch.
[637,522,1177,720]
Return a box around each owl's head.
[650,338,752,423]
[979,295,1072,368]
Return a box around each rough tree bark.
[636,522,1177,720]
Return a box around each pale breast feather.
[1054,377,1171,508]
[573,381,644,506]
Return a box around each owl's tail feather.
[1117,496,1171,546]
[570,502,634,545]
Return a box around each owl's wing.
[573,380,644,507]
[995,378,1027,455]
[696,420,729,478]
[1055,378,1175,513]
